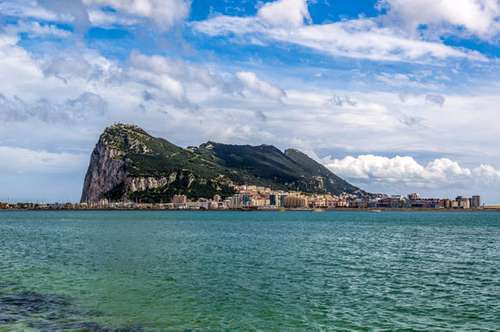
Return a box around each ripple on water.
[0,210,499,330]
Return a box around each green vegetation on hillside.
[93,124,362,202]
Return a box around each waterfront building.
[171,194,188,209]
[186,201,201,209]
[209,200,219,210]
[336,199,349,208]
[351,198,368,209]
[240,193,251,207]
[456,196,471,209]
[378,196,405,208]
[471,195,481,209]
[228,194,242,209]
[284,195,308,208]
[197,198,210,210]
[308,195,329,208]
[171,195,187,204]
[409,198,442,209]
[96,199,110,208]
[440,199,452,209]
[252,198,267,207]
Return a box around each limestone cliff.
[81,124,237,203]
[81,124,365,203]
[80,139,126,203]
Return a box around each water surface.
[0,211,499,330]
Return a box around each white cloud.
[0,26,499,201]
[87,9,139,27]
[0,34,19,48]
[236,71,286,100]
[0,35,497,159]
[0,92,107,122]
[324,154,500,188]
[193,11,484,62]
[128,66,186,103]
[1,0,190,31]
[83,0,190,30]
[5,21,71,38]
[0,146,86,174]
[127,53,288,107]
[0,34,48,97]
[257,0,311,28]
[0,1,68,22]
[380,0,500,39]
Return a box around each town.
[1,185,497,211]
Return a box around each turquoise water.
[0,211,499,331]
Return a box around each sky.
[0,0,499,203]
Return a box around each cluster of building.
[165,188,484,210]
[0,202,80,210]
[222,185,353,209]
[0,186,487,211]
[354,193,482,209]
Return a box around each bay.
[0,211,499,330]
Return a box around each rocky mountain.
[81,124,365,203]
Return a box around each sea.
[0,210,499,331]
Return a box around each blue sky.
[0,0,500,203]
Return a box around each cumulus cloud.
[82,0,190,30]
[193,10,484,63]
[127,52,220,109]
[0,35,497,158]
[324,155,500,188]
[0,19,499,201]
[129,64,187,103]
[257,0,311,28]
[236,71,286,100]
[380,0,500,39]
[126,53,288,107]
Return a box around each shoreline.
[1,208,499,212]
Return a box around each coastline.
[1,208,499,212]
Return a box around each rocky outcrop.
[81,123,365,203]
[128,176,171,192]
[80,140,126,203]
[80,124,237,203]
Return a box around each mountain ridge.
[81,124,366,203]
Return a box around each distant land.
[0,124,487,212]
[81,124,367,204]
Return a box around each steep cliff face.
[81,124,365,203]
[80,139,126,203]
